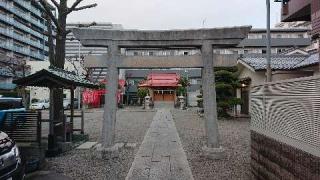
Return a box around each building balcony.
[0,1,46,30]
[13,20,46,40]
[0,41,45,60]
[11,8,46,29]
[30,51,45,60]
[12,0,42,18]
[0,27,47,50]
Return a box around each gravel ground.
[171,108,251,180]
[41,107,250,180]
[43,108,155,180]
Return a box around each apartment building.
[0,0,49,61]
[66,22,123,61]
[213,28,312,55]
[0,0,52,92]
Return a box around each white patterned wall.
[251,76,320,152]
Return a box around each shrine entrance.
[154,90,175,102]
[72,26,251,158]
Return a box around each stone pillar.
[101,44,119,148]
[201,42,224,159]
[236,88,242,115]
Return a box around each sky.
[67,0,282,30]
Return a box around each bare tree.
[31,0,97,124]
[34,0,97,68]
[0,55,30,107]
[66,51,93,79]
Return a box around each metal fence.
[251,75,320,155]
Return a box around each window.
[277,34,282,38]
[191,79,197,85]
[183,52,189,56]
[262,50,267,54]
[298,34,304,38]
[148,52,154,56]
[244,50,248,54]
[262,35,267,39]
[133,52,138,56]
[0,99,24,110]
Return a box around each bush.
[215,67,241,117]
[198,67,242,117]
[176,86,187,96]
[137,88,148,98]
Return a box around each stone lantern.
[178,95,185,110]
[144,95,151,110]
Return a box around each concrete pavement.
[125,108,194,180]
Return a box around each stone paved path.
[125,108,194,180]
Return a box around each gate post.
[101,43,119,148]
[201,42,225,159]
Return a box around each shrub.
[137,88,148,98]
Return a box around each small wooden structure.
[13,66,99,156]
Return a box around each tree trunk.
[55,34,66,68]
[52,3,67,124]
[46,16,54,65]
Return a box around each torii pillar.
[101,43,119,147]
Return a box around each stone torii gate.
[73,26,251,159]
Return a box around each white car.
[30,99,50,110]
[63,98,79,109]
[63,99,71,109]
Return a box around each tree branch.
[49,0,59,8]
[72,3,97,12]
[36,0,61,31]
[67,0,84,13]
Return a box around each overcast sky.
[67,0,281,30]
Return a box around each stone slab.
[76,142,98,150]
[126,108,194,180]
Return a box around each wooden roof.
[139,73,181,87]
[13,67,99,89]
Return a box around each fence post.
[37,111,42,146]
[81,110,84,134]
[63,114,67,142]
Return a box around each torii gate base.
[73,26,251,159]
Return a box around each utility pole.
[266,0,272,82]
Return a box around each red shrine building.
[139,73,181,102]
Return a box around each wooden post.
[63,114,67,142]
[37,111,42,146]
[46,87,59,157]
[70,87,75,141]
[81,110,84,134]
